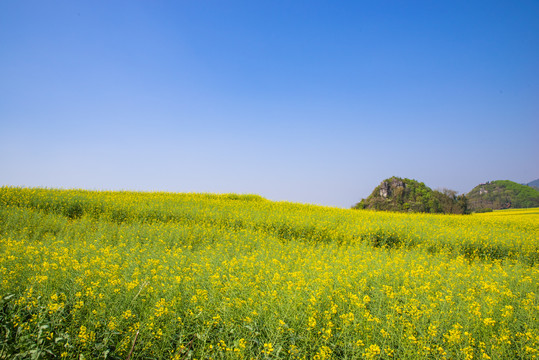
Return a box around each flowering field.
[0,187,538,359]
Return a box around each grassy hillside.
[1,187,538,359]
[467,180,539,211]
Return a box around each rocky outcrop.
[379,178,406,198]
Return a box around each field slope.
[0,187,538,359]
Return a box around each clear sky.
[1,1,538,208]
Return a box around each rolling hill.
[527,178,539,190]
[467,180,539,211]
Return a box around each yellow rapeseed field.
[0,187,538,359]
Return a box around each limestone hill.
[353,177,468,214]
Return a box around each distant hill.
[467,180,539,211]
[527,179,539,190]
[353,177,468,214]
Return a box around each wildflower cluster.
[0,187,538,359]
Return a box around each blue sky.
[1,1,538,207]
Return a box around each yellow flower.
[262,343,274,355]
[364,344,381,360]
